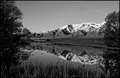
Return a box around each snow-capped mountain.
[59,21,105,34]
[40,21,106,39]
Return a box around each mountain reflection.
[27,43,105,66]
[25,43,119,77]
[1,43,119,77]
[58,50,104,66]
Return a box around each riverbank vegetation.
[0,61,108,78]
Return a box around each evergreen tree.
[104,11,119,48]
[0,1,24,77]
[0,0,23,46]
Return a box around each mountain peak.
[40,21,106,39]
[58,21,106,32]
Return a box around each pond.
[1,42,119,77]
[22,43,105,66]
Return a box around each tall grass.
[1,61,108,78]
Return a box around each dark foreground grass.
[1,61,108,78]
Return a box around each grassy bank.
[1,62,107,78]
[1,61,119,78]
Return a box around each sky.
[16,1,119,33]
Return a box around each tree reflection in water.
[103,49,120,77]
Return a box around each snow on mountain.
[40,21,106,39]
[59,21,106,33]
[59,24,80,31]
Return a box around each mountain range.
[39,21,106,39]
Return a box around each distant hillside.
[39,21,106,39]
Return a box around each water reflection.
[103,50,120,77]
[58,50,104,66]
[1,42,119,77]
[22,43,119,77]
[23,43,105,68]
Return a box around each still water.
[1,42,119,77]
[20,43,106,73]
[22,43,104,65]
[19,42,119,77]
